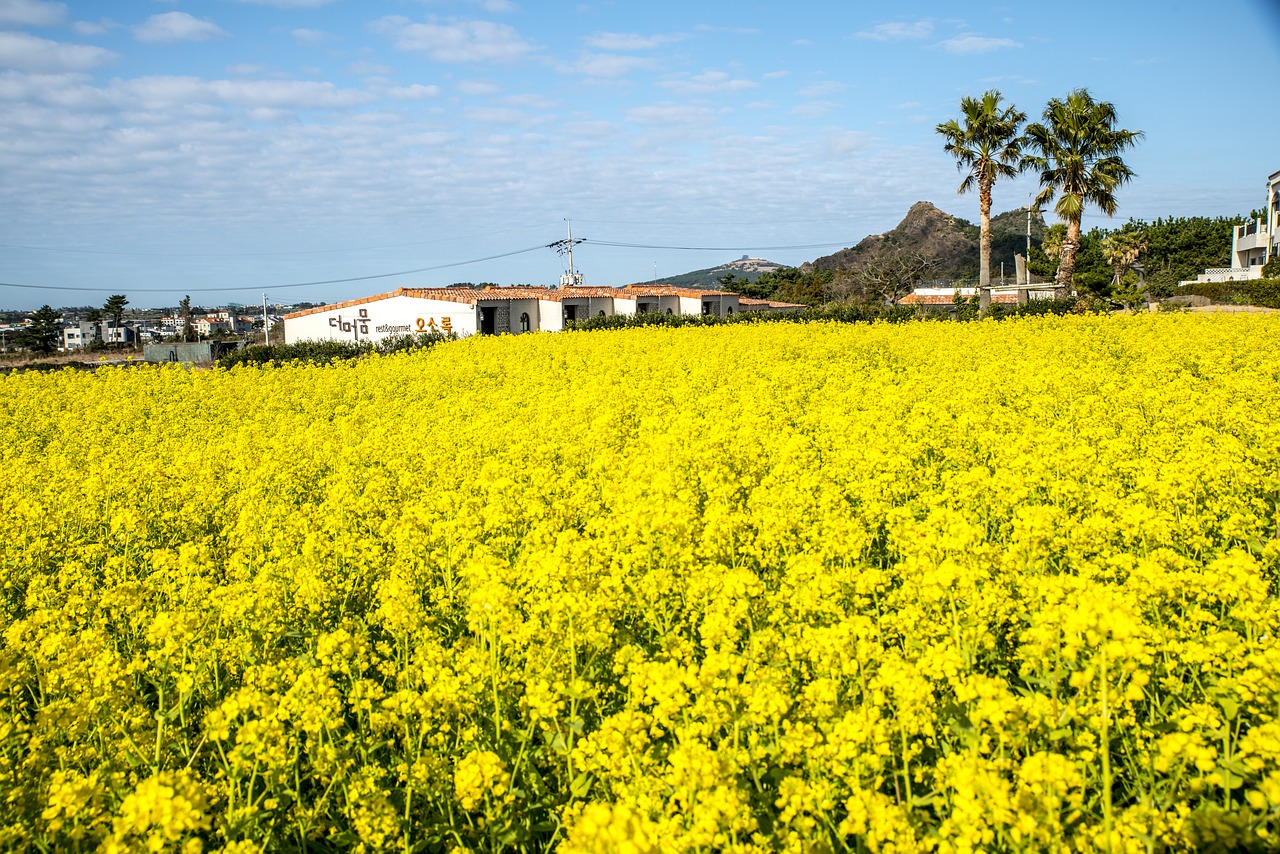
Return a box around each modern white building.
[62,320,139,350]
[1184,168,1280,284]
[283,285,803,345]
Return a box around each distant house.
[193,317,231,337]
[1184,168,1280,284]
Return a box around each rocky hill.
[805,201,1046,281]
[642,256,785,289]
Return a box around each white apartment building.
[1184,168,1280,284]
[62,320,138,350]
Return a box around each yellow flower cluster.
[1,313,1279,851]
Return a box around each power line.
[0,224,560,258]
[0,244,552,294]
[0,234,860,296]
[573,216,856,227]
[582,239,854,252]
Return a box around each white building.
[62,320,138,350]
[284,285,802,345]
[1184,168,1280,284]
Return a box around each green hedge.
[1177,278,1280,308]
[216,331,452,369]
[567,303,920,332]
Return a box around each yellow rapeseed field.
[2,314,1279,853]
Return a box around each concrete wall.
[144,341,243,364]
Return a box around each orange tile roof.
[621,285,736,298]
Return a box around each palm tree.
[936,90,1027,288]
[1024,90,1143,292]
[1101,230,1147,286]
[1041,224,1066,278]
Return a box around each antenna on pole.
[549,219,585,288]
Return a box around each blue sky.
[1,0,1278,309]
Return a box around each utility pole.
[262,292,269,345]
[549,219,585,287]
[1027,194,1033,261]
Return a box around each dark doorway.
[564,304,578,323]
[480,306,497,335]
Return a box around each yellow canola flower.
[0,314,1278,850]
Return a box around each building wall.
[539,300,564,332]
[503,299,542,334]
[285,296,478,344]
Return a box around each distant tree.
[835,243,936,305]
[1024,89,1143,291]
[717,270,777,300]
[745,266,830,306]
[180,295,194,343]
[20,305,60,354]
[86,308,103,323]
[102,293,129,346]
[936,90,1028,289]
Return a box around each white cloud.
[0,0,66,27]
[135,12,228,44]
[503,93,557,109]
[463,105,549,128]
[387,84,440,100]
[371,17,535,64]
[583,31,684,51]
[291,28,330,46]
[825,130,872,156]
[660,70,756,96]
[761,70,789,80]
[349,61,393,76]
[124,76,372,110]
[0,32,117,71]
[798,80,845,98]
[566,52,658,79]
[693,24,758,35]
[935,35,1020,55]
[792,101,835,119]
[626,103,715,126]
[233,0,336,7]
[227,63,270,76]
[458,80,501,96]
[71,19,114,36]
[474,0,516,11]
[856,20,933,41]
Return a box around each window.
[519,312,530,332]
[726,307,733,315]
[598,310,606,317]
[665,308,673,315]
